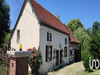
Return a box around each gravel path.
[47,61,85,75]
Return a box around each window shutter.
[47,32,49,41]
[50,46,52,60]
[64,47,67,57]
[64,47,65,57]
[66,47,67,57]
[50,33,52,42]
[65,38,67,44]
[46,46,48,62]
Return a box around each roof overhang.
[40,21,70,35]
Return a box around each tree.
[0,0,10,48]
[82,49,93,71]
[90,22,100,59]
[92,22,100,34]
[67,19,84,32]
[73,27,91,51]
[86,28,92,37]
[1,30,12,48]
[73,28,93,72]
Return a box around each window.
[46,45,52,62]
[17,30,20,43]
[65,38,67,44]
[70,50,72,56]
[64,47,67,57]
[47,32,52,42]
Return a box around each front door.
[56,50,59,66]
[60,50,63,64]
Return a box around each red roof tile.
[30,0,70,35]
[65,26,80,44]
[30,0,79,43]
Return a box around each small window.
[17,30,20,43]
[12,63,14,68]
[46,45,52,62]
[47,32,52,42]
[64,47,67,57]
[65,38,67,44]
[70,50,72,55]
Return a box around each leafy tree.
[0,0,10,48]
[82,49,93,71]
[1,30,12,48]
[67,19,84,32]
[73,27,93,71]
[73,27,91,51]
[90,22,100,59]
[92,22,100,34]
[86,28,92,37]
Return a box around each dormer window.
[65,38,67,44]
[47,32,52,42]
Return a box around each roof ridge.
[30,0,70,35]
[32,0,62,23]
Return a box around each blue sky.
[6,0,100,29]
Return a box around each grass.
[0,58,8,75]
[83,69,100,75]
[28,71,31,75]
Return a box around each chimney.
[56,14,59,19]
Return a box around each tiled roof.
[65,26,80,44]
[30,0,70,35]
[30,0,79,43]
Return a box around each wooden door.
[56,50,59,66]
[60,50,63,64]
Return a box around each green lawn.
[83,69,100,75]
[0,59,8,75]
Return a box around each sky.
[6,0,100,29]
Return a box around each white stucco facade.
[11,0,77,74]
[11,0,40,50]
[39,25,69,74]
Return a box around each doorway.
[56,50,59,66]
[60,50,63,64]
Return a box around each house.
[11,0,80,74]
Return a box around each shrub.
[82,50,93,72]
[27,47,43,75]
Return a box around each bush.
[27,47,43,75]
[82,50,93,72]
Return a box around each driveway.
[47,61,85,75]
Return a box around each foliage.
[92,22,100,34]
[90,22,100,59]
[73,27,93,71]
[67,19,84,32]
[82,50,93,71]
[27,47,43,75]
[0,0,10,48]
[67,19,100,72]
[73,27,91,51]
[86,28,92,37]
[1,30,12,48]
